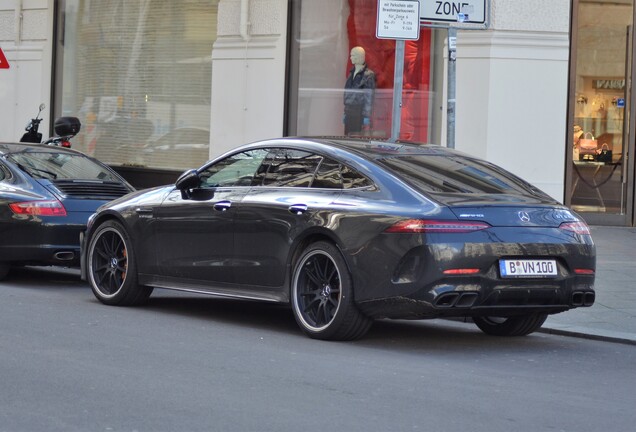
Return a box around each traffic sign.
[0,47,9,69]
[376,0,420,41]
[420,0,486,25]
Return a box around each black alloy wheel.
[473,313,548,336]
[87,220,152,306]
[291,241,372,340]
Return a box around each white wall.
[0,0,54,142]
[209,0,288,158]
[452,0,571,202]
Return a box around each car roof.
[250,137,467,161]
[0,142,82,157]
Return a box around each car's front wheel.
[87,219,153,306]
[473,313,548,336]
[291,241,372,340]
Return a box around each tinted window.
[341,164,373,189]
[7,152,120,181]
[199,149,269,187]
[257,149,322,188]
[379,155,545,196]
[313,158,342,188]
[312,157,373,189]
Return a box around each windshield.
[7,151,120,181]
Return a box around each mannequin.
[573,124,584,161]
[343,46,376,135]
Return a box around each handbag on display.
[579,132,598,161]
[596,143,613,163]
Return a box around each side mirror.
[175,169,201,191]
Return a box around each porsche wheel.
[473,313,548,336]
[87,220,152,305]
[291,241,372,340]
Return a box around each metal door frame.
[566,0,636,226]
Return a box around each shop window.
[58,0,217,171]
[293,0,438,142]
[570,0,632,217]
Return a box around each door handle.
[213,200,232,212]
[288,204,308,215]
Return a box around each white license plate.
[499,259,558,278]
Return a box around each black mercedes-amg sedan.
[81,138,595,340]
[0,142,134,280]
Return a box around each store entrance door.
[568,0,635,226]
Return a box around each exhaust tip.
[435,293,459,307]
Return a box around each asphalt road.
[1,266,635,432]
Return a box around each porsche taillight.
[385,219,491,233]
[9,200,67,216]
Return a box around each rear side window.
[379,155,546,196]
[255,149,322,187]
[313,157,373,189]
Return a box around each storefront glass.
[570,0,633,221]
[58,0,218,171]
[290,0,443,143]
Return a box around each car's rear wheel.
[87,220,153,305]
[0,263,9,281]
[473,313,548,336]
[291,241,372,340]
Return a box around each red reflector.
[61,140,71,148]
[9,200,67,216]
[443,268,481,275]
[559,221,591,235]
[574,268,595,275]
[385,219,490,233]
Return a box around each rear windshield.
[7,152,120,181]
[378,155,547,197]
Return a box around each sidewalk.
[542,225,636,345]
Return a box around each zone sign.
[420,0,486,24]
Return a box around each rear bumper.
[0,244,80,267]
[357,275,595,319]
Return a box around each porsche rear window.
[7,152,120,181]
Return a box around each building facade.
[0,0,634,226]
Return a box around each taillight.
[385,219,490,233]
[574,268,595,275]
[60,140,71,148]
[9,200,67,216]
[559,221,591,235]
[443,268,481,275]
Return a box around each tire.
[87,220,153,306]
[0,263,9,281]
[473,313,548,337]
[291,241,372,340]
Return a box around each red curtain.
[347,0,431,141]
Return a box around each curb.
[539,327,636,346]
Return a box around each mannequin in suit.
[343,46,376,135]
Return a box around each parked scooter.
[20,103,45,143]
[20,104,81,148]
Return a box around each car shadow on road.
[4,267,574,353]
[4,266,85,288]
[143,293,567,353]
